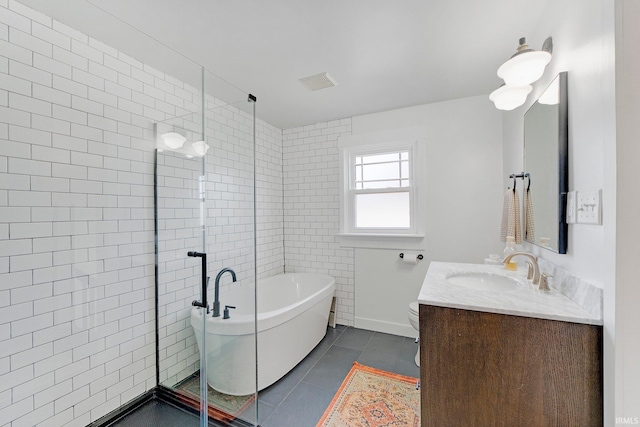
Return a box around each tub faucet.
[213,268,236,317]
[502,251,541,285]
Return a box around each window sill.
[337,232,425,250]
[337,233,424,238]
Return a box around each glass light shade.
[497,51,552,86]
[489,84,532,111]
[160,132,186,149]
[192,140,210,156]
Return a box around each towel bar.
[509,172,530,191]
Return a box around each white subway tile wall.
[0,2,284,426]
[156,102,283,386]
[156,150,203,387]
[282,120,355,326]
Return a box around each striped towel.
[524,188,536,242]
[500,188,522,244]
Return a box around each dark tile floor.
[242,325,420,427]
[107,326,419,427]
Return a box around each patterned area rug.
[175,374,255,422]
[317,362,420,427]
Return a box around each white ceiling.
[18,0,550,129]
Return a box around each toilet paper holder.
[399,253,423,260]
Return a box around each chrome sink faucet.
[212,268,236,318]
[502,251,541,285]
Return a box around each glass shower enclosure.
[154,69,259,426]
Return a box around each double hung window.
[352,150,411,229]
[339,130,424,238]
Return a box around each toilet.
[408,301,420,367]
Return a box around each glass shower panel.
[155,149,205,390]
[0,0,262,425]
[155,95,209,426]
[203,95,258,425]
[155,67,258,425]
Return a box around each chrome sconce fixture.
[490,37,553,111]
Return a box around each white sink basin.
[446,272,522,292]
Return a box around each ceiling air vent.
[299,72,338,91]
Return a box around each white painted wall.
[351,95,504,335]
[355,248,429,337]
[501,0,626,423]
[502,0,613,287]
[614,0,640,420]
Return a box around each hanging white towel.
[524,188,536,242]
[511,189,522,244]
[500,189,511,242]
[500,188,522,244]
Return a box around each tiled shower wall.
[282,120,355,326]
[0,2,283,426]
[156,104,284,387]
[156,151,204,387]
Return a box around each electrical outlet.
[566,191,577,223]
[576,190,602,225]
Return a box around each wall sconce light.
[497,37,552,86]
[489,84,533,111]
[192,141,210,156]
[490,36,553,110]
[160,131,186,149]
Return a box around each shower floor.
[175,374,256,421]
[109,326,419,427]
[108,400,204,427]
[103,395,253,427]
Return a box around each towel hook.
[509,172,526,192]
[526,173,531,191]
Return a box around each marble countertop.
[418,262,603,326]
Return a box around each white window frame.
[338,127,426,248]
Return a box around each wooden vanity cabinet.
[419,304,603,427]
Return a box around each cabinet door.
[419,304,602,427]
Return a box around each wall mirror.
[524,72,568,253]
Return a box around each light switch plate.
[566,191,577,223]
[576,189,602,225]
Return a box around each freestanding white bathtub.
[191,273,335,396]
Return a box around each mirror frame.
[524,71,568,254]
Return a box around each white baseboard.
[354,316,417,338]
